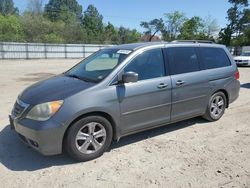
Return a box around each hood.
[19,74,96,105]
[234,56,250,60]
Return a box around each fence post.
[44,43,47,59]
[0,42,4,59]
[83,45,85,58]
[64,44,67,59]
[25,43,29,59]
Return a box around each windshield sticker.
[117,50,132,55]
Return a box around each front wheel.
[65,116,113,162]
[202,92,227,122]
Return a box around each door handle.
[157,83,168,89]
[176,80,186,86]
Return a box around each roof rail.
[171,40,215,44]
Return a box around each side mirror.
[121,72,138,83]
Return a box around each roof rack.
[171,40,215,44]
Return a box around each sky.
[13,0,232,32]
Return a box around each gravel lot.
[0,59,250,188]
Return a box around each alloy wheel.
[75,122,107,154]
[210,95,225,118]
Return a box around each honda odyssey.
[9,41,240,161]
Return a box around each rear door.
[198,47,237,102]
[117,48,172,134]
[164,46,210,121]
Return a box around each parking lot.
[0,59,249,188]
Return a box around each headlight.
[26,100,63,121]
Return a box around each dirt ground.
[0,59,249,188]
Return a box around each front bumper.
[236,62,250,66]
[10,115,65,156]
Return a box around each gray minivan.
[9,41,240,161]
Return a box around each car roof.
[107,41,225,51]
[108,42,167,51]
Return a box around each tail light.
[234,71,240,80]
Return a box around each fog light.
[29,139,39,148]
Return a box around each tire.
[65,116,113,162]
[202,92,227,122]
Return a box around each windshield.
[65,48,131,83]
[241,52,250,56]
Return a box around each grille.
[235,60,248,63]
[12,99,28,118]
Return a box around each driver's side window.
[124,48,165,81]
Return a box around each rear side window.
[166,47,199,75]
[199,47,231,70]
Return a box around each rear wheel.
[65,116,113,162]
[203,92,227,122]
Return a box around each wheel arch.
[62,111,118,152]
[213,89,229,108]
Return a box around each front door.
[117,48,172,134]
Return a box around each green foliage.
[0,0,18,15]
[118,27,141,44]
[218,27,232,46]
[140,18,164,41]
[0,3,140,44]
[44,0,83,22]
[219,0,250,46]
[0,14,24,41]
[1,0,249,46]
[179,16,205,39]
[20,13,65,43]
[141,12,218,42]
[42,33,64,43]
[164,11,187,40]
[62,18,88,43]
[104,22,119,44]
[82,4,104,43]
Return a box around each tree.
[104,22,119,44]
[164,11,186,40]
[44,0,83,22]
[218,27,232,46]
[204,15,220,38]
[0,0,19,15]
[20,13,64,43]
[219,0,249,45]
[118,27,141,44]
[179,16,205,39]
[140,18,164,41]
[239,9,250,33]
[227,0,248,36]
[82,4,104,43]
[0,15,24,42]
[27,0,44,15]
[62,18,87,43]
[243,26,250,45]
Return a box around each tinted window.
[199,47,231,70]
[124,48,165,81]
[166,47,199,75]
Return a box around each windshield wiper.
[64,73,97,83]
[65,73,82,80]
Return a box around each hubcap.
[75,122,107,154]
[210,95,224,118]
